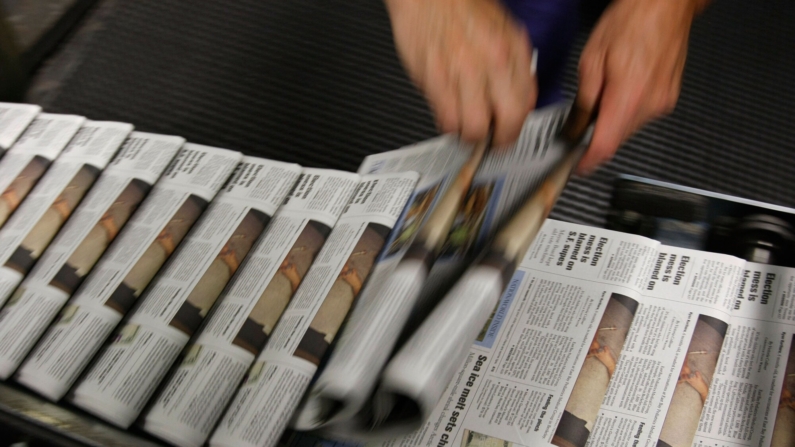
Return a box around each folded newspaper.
[16,143,241,400]
[0,121,133,312]
[7,132,185,392]
[0,102,789,447]
[69,156,303,427]
[0,103,40,155]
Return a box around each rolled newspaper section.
[15,144,241,401]
[294,105,574,436]
[209,171,418,447]
[0,133,183,380]
[141,168,359,447]
[0,113,85,228]
[0,102,40,154]
[0,121,133,313]
[69,156,301,428]
[372,125,590,434]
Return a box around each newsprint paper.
[0,132,184,381]
[280,219,795,447]
[0,102,40,154]
[0,113,85,228]
[15,144,241,401]
[69,156,301,428]
[141,168,361,447]
[0,121,133,311]
[142,135,472,447]
[210,171,418,447]
[0,103,788,447]
[293,105,571,437]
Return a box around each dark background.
[20,0,795,229]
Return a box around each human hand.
[576,0,709,174]
[384,0,537,147]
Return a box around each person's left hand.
[576,0,708,174]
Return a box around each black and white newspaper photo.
[0,121,133,312]
[0,113,85,229]
[2,132,183,384]
[14,144,241,401]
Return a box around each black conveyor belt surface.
[34,0,795,226]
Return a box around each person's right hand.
[384,0,537,147]
[575,0,709,174]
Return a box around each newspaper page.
[141,168,360,447]
[0,102,40,154]
[0,113,85,228]
[293,136,472,428]
[14,144,241,401]
[68,156,301,428]
[692,262,795,447]
[210,171,418,447]
[0,121,133,310]
[295,245,795,447]
[572,245,741,447]
[0,133,183,380]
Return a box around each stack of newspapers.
[0,102,792,447]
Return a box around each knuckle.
[459,56,480,80]
[497,96,527,126]
[437,110,459,134]
[462,114,490,141]
[490,39,511,69]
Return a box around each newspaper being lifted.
[0,102,40,155]
[141,168,361,447]
[0,113,85,228]
[279,219,792,447]
[15,144,241,401]
[0,133,184,380]
[69,156,301,428]
[293,105,571,434]
[209,171,419,447]
[0,121,133,310]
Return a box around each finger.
[513,25,538,100]
[424,52,461,134]
[577,71,643,174]
[456,55,492,143]
[490,37,534,146]
[576,39,606,118]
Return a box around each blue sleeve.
[501,0,580,107]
